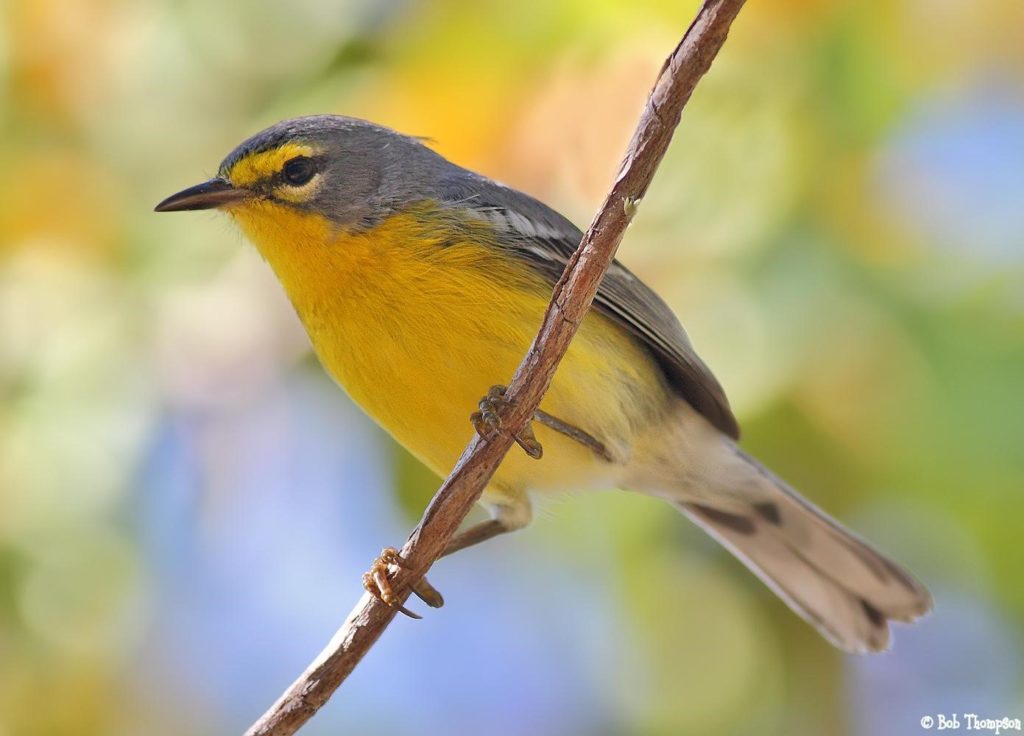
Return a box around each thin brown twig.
[243,2,746,734]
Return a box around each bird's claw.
[363,547,418,618]
[361,547,444,619]
[470,385,544,459]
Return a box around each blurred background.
[2,0,1023,734]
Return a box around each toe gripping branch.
[470,385,544,459]
[362,547,444,619]
[471,385,615,463]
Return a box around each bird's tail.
[668,448,932,653]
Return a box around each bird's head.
[155,115,441,234]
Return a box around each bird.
[156,114,932,652]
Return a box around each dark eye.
[282,156,316,186]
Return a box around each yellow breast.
[228,200,666,497]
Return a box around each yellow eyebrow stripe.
[227,143,316,188]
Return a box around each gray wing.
[438,171,740,439]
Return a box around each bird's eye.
[282,156,316,186]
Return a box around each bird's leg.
[366,388,609,617]
[441,519,512,557]
[362,511,523,617]
[471,385,614,463]
[441,496,533,560]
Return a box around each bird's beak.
[154,178,251,212]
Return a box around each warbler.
[156,114,931,652]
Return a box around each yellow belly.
[231,201,667,499]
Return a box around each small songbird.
[156,115,931,652]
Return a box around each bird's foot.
[470,384,544,459]
[361,547,445,619]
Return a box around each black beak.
[154,178,251,212]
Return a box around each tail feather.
[676,451,932,653]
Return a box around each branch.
[244,2,746,733]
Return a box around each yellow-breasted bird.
[156,115,931,652]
